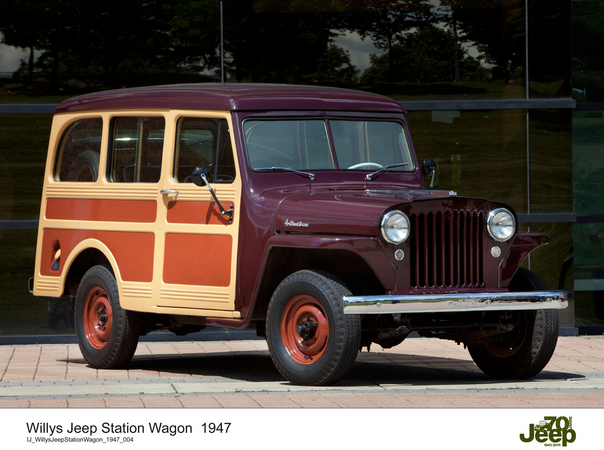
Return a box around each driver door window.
[174,117,236,184]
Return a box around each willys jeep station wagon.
[30,84,567,385]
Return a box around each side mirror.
[421,159,437,189]
[421,158,437,178]
[191,166,233,223]
[192,166,210,187]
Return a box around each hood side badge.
[285,219,309,228]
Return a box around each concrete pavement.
[1,336,603,408]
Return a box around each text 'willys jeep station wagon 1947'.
[30,84,567,385]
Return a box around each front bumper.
[343,291,568,314]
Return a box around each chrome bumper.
[343,291,568,314]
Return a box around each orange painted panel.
[163,233,232,286]
[40,229,154,282]
[46,199,157,223]
[167,201,233,225]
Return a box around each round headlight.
[381,211,410,244]
[487,208,516,242]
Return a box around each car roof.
[55,83,405,114]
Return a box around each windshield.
[244,119,415,173]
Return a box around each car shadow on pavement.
[346,352,585,386]
[65,350,584,387]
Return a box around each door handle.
[160,190,179,195]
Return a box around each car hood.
[274,188,457,236]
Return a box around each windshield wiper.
[366,163,410,181]
[256,167,315,181]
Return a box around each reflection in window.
[571,112,604,325]
[529,109,572,214]
[55,118,103,182]
[174,118,236,184]
[572,0,604,102]
[109,117,165,183]
[244,120,333,170]
[0,230,53,335]
[252,1,526,99]
[330,120,414,171]
[407,109,527,212]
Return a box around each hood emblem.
[285,219,309,228]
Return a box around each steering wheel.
[347,162,383,170]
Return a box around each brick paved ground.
[0,336,603,408]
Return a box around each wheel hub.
[280,295,329,365]
[97,307,108,331]
[296,319,318,340]
[482,312,528,358]
[83,287,113,350]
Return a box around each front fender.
[499,233,549,287]
[263,234,396,290]
[205,234,395,330]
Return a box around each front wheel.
[266,270,361,386]
[468,268,559,379]
[74,265,139,369]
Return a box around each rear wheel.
[266,270,361,386]
[67,151,99,182]
[75,265,139,369]
[468,268,559,379]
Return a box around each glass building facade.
[0,0,602,335]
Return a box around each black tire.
[468,268,559,379]
[266,270,361,386]
[67,150,99,182]
[74,265,139,369]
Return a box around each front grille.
[409,210,484,289]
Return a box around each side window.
[55,118,103,182]
[108,117,165,183]
[174,118,236,184]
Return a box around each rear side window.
[55,118,103,182]
[174,117,236,184]
[108,117,165,183]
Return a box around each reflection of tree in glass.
[303,44,359,85]
[1,0,179,79]
[573,1,604,101]
[361,26,481,84]
[440,0,525,83]
[347,0,525,86]
[0,0,526,89]
[221,0,339,82]
[341,0,434,84]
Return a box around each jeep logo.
[520,416,576,447]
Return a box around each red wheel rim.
[280,295,329,365]
[83,287,113,350]
[73,165,94,182]
[483,312,528,358]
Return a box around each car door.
[156,112,242,318]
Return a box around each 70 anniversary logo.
[520,416,576,447]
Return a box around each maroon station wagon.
[30,83,568,385]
